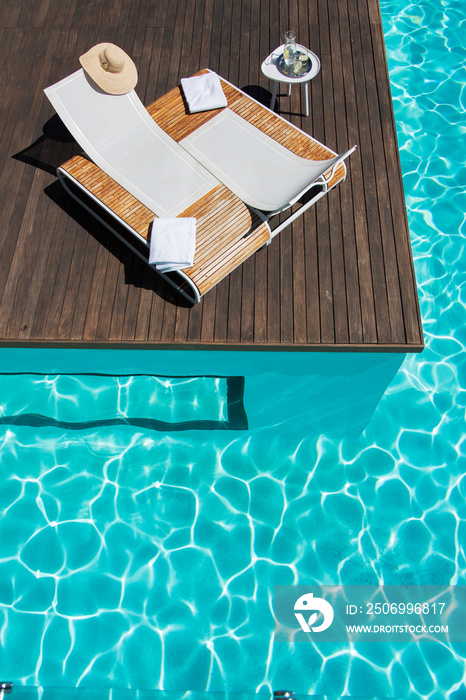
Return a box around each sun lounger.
[149,71,356,234]
[44,69,355,303]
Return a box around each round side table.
[261,44,321,117]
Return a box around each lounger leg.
[270,81,279,111]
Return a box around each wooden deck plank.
[352,22,392,346]
[93,237,125,342]
[30,196,74,340]
[330,10,363,344]
[121,261,146,342]
[340,20,378,345]
[146,276,166,342]
[328,25,350,344]
[184,296,202,342]
[291,215,307,344]
[362,45,405,344]
[0,0,423,351]
[303,207,320,342]
[39,211,80,340]
[369,12,423,347]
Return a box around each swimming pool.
[1,0,465,697]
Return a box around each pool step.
[0,372,248,430]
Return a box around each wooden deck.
[0,0,424,351]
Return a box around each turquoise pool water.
[1,0,465,697]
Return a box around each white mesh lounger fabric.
[44,70,218,218]
[180,108,356,212]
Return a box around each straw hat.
[79,43,138,95]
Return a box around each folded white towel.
[181,73,228,113]
[149,218,196,273]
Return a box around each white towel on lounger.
[181,73,228,113]
[149,218,196,273]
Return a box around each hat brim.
[79,43,138,95]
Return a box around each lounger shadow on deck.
[239,84,308,117]
[13,115,82,176]
[43,180,193,307]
